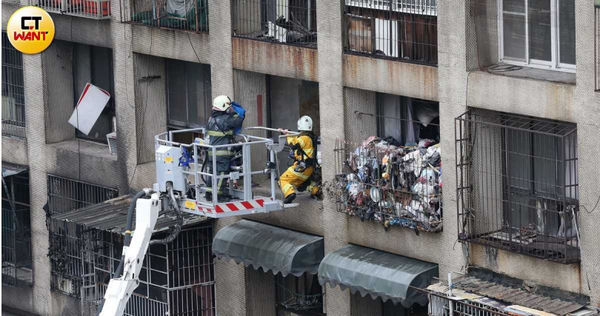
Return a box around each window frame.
[165,59,212,130]
[498,0,576,72]
[72,44,116,144]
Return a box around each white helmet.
[213,95,232,111]
[297,115,313,131]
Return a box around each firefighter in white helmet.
[278,115,321,204]
[205,95,245,201]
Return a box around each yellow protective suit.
[279,133,319,199]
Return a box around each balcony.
[343,0,437,66]
[2,33,26,138]
[122,0,209,32]
[31,0,111,19]
[455,109,579,263]
[232,0,317,48]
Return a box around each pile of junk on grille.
[331,136,442,233]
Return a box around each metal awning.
[212,220,324,277]
[318,244,438,307]
[2,163,27,178]
[51,195,209,234]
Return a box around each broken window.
[344,0,438,65]
[166,59,212,129]
[2,167,32,287]
[499,0,575,71]
[332,94,441,232]
[2,32,26,138]
[232,0,317,47]
[126,0,208,32]
[456,109,579,263]
[72,44,116,143]
[276,273,323,315]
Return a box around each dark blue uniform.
[206,110,244,197]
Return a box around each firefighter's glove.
[294,162,307,173]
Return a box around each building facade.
[2,0,599,315]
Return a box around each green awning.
[212,220,324,276]
[318,245,438,307]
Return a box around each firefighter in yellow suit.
[278,115,321,204]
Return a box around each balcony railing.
[31,0,112,19]
[121,0,209,33]
[232,0,317,48]
[344,0,437,65]
[455,109,579,263]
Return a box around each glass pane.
[186,63,211,127]
[558,0,575,65]
[167,60,188,126]
[504,0,525,13]
[528,0,552,61]
[503,13,526,60]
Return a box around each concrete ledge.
[232,37,318,82]
[51,14,113,48]
[343,54,439,101]
[467,71,576,122]
[2,136,28,166]
[131,25,211,64]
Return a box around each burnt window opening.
[2,168,32,287]
[276,273,324,315]
[232,0,318,48]
[2,32,26,138]
[456,109,579,263]
[333,95,441,232]
[343,0,438,65]
[166,59,212,130]
[72,44,116,144]
[124,0,208,32]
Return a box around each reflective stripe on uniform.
[208,130,233,136]
[215,150,233,156]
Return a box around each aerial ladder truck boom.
[98,127,313,315]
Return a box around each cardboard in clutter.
[68,83,111,135]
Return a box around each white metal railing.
[30,0,112,19]
[155,127,292,218]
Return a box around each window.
[2,32,26,138]
[231,0,317,47]
[2,167,32,287]
[344,0,437,65]
[456,109,579,263]
[126,0,208,32]
[376,94,439,145]
[499,0,575,71]
[166,59,212,129]
[276,273,324,315]
[73,44,115,143]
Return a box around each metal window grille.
[331,118,442,232]
[29,0,111,18]
[83,224,216,316]
[275,273,324,315]
[2,33,26,138]
[2,170,33,287]
[455,109,579,263]
[47,175,118,296]
[47,175,119,216]
[428,291,510,316]
[343,0,437,65]
[232,0,317,47]
[120,0,209,32]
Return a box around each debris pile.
[332,136,442,232]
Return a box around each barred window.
[344,0,437,65]
[2,32,26,138]
[124,0,208,32]
[456,109,579,263]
